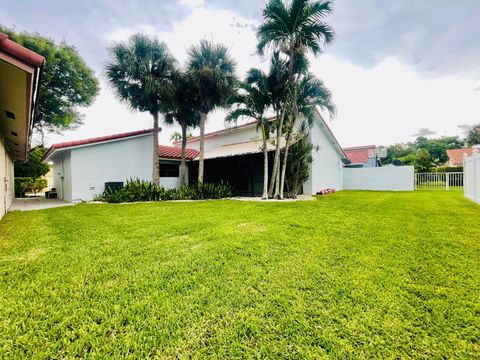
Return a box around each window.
[160,163,179,177]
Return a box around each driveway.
[10,197,74,212]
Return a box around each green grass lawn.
[1,191,479,358]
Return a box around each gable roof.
[177,109,346,159]
[42,129,154,161]
[343,145,376,164]
[158,145,199,160]
[446,148,473,166]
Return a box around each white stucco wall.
[68,134,154,201]
[303,120,344,195]
[187,124,261,152]
[343,166,414,191]
[53,151,72,201]
[0,139,14,219]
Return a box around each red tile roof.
[0,32,45,67]
[42,129,154,161]
[343,145,376,164]
[446,148,473,166]
[159,145,199,160]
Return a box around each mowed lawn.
[0,192,479,358]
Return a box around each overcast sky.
[2,0,479,147]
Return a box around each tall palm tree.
[187,40,237,184]
[105,34,176,185]
[226,69,271,199]
[257,0,334,198]
[279,72,336,197]
[165,72,200,186]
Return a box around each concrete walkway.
[10,197,74,212]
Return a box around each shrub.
[98,178,234,203]
[433,166,463,173]
[14,177,34,198]
[30,178,48,196]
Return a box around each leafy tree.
[466,124,480,146]
[14,147,50,180]
[30,178,48,196]
[257,0,334,198]
[414,149,433,172]
[165,72,200,186]
[106,34,177,185]
[0,26,99,143]
[187,40,237,184]
[227,68,272,199]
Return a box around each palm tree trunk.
[262,125,268,200]
[269,122,280,198]
[152,112,160,185]
[279,126,293,199]
[198,112,206,184]
[180,124,187,186]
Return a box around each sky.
[1,0,480,148]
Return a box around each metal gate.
[415,172,463,190]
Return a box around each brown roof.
[0,33,44,67]
[446,148,473,166]
[343,145,376,164]
[158,145,199,160]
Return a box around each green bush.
[14,177,34,198]
[98,178,234,203]
[30,178,48,195]
[433,166,463,173]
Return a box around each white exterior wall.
[464,149,480,204]
[0,139,14,219]
[69,135,154,201]
[52,151,72,201]
[187,124,261,152]
[343,166,414,191]
[303,120,344,195]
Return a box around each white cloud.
[40,4,480,151]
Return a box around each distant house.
[43,111,346,201]
[0,33,44,218]
[446,148,473,167]
[343,145,384,168]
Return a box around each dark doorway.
[189,153,273,196]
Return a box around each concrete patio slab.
[10,198,74,212]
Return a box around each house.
[181,111,345,196]
[42,129,199,202]
[343,145,384,168]
[446,148,473,167]
[0,33,44,218]
[43,110,346,200]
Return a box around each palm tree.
[257,0,334,198]
[105,34,176,185]
[226,69,271,199]
[187,40,237,184]
[165,72,200,186]
[279,72,336,197]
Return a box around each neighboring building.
[343,145,384,168]
[43,110,346,200]
[42,129,199,202]
[446,148,473,167]
[0,33,44,218]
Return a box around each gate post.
[446,172,449,190]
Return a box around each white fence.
[415,172,463,190]
[464,149,480,204]
[343,166,414,191]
